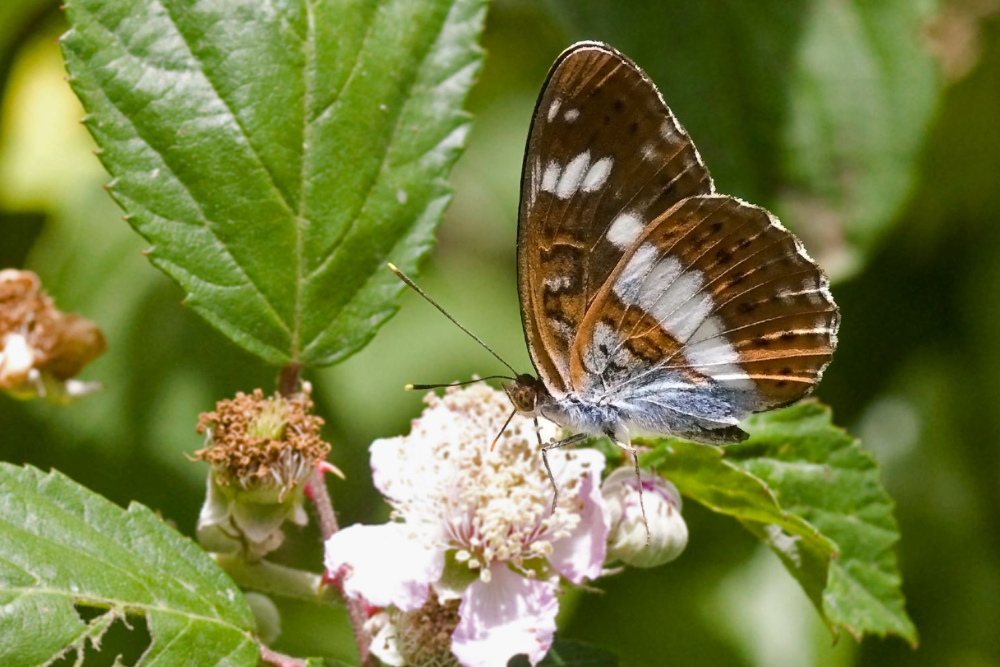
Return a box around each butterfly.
[502,41,838,460]
[393,41,838,514]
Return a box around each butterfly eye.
[503,380,537,414]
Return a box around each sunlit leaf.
[0,464,257,666]
[646,402,917,646]
[60,0,487,366]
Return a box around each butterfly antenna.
[388,263,518,375]
[491,408,517,452]
[405,375,514,391]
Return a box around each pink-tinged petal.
[451,564,559,667]
[324,523,444,611]
[548,450,609,583]
[369,436,410,499]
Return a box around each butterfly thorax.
[505,374,624,442]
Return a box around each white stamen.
[369,386,599,576]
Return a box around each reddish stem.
[278,363,302,397]
[259,644,308,667]
[309,468,377,666]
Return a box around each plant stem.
[274,363,375,665]
[259,643,308,667]
[309,469,377,666]
[310,468,340,537]
[214,553,337,604]
[278,362,302,397]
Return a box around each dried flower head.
[0,269,105,400]
[195,386,333,559]
[195,387,329,494]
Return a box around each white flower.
[324,385,609,667]
[602,467,688,568]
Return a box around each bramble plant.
[0,0,943,665]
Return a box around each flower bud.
[0,269,105,401]
[245,592,282,645]
[602,467,688,568]
[194,387,332,558]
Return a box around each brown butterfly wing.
[517,42,713,396]
[569,194,839,441]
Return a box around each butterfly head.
[503,374,547,416]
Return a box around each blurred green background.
[2,0,999,665]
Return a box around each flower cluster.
[324,385,689,667]
[0,269,105,401]
[195,387,334,558]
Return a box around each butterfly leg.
[606,424,650,545]
[538,421,589,514]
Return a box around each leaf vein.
[78,4,292,339]
[154,0,299,216]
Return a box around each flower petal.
[369,435,411,499]
[602,467,689,568]
[324,523,444,611]
[548,449,609,583]
[451,564,558,667]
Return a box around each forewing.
[517,42,713,396]
[570,195,839,441]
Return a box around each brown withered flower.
[0,269,106,400]
[194,386,336,558]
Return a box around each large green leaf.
[550,0,939,279]
[646,402,917,646]
[0,464,257,666]
[60,0,487,366]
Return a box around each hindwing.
[570,195,839,441]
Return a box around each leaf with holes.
[0,464,257,666]
[645,401,917,646]
[60,0,487,366]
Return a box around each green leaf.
[0,0,51,63]
[0,463,258,666]
[509,639,619,667]
[646,402,917,646]
[777,0,940,278]
[60,0,487,366]
[551,0,940,279]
